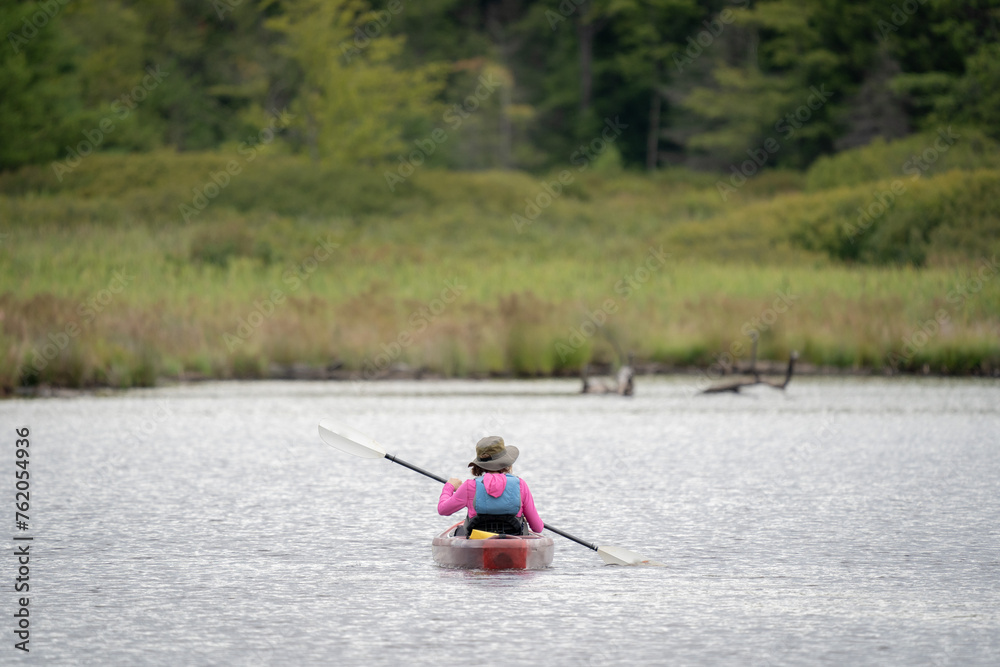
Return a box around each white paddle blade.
[318,420,386,459]
[597,545,664,566]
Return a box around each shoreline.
[8,360,999,399]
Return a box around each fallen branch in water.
[703,333,798,394]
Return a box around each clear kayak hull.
[431,522,554,570]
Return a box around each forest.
[4,0,999,173]
[1,0,999,390]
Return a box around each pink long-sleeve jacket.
[437,473,544,533]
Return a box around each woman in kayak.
[438,436,543,537]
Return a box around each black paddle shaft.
[542,524,598,551]
[383,453,449,484]
[382,452,599,551]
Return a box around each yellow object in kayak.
[469,529,499,540]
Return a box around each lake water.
[2,376,998,666]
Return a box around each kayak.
[432,522,554,570]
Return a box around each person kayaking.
[438,436,543,537]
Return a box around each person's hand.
[447,477,463,491]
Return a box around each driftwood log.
[581,351,634,396]
[703,333,798,394]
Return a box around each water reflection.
[439,569,542,586]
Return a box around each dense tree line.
[1,0,997,173]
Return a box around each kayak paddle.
[318,419,662,566]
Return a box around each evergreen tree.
[264,0,445,165]
[0,0,86,170]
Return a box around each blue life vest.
[473,474,521,515]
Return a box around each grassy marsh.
[2,133,999,392]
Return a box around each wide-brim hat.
[469,436,519,471]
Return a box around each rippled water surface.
[2,377,998,665]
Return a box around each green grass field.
[2,130,999,392]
